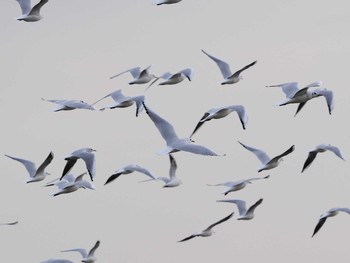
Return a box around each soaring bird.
[61,240,100,263]
[5,151,54,183]
[61,148,96,181]
[312,208,350,237]
[202,49,257,85]
[238,141,295,172]
[266,81,334,116]
[178,212,234,242]
[146,68,193,90]
[217,198,263,220]
[302,144,345,172]
[190,105,248,138]
[42,98,96,112]
[15,0,49,22]
[143,102,222,156]
[105,164,157,185]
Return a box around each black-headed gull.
[104,164,157,185]
[238,141,295,172]
[146,68,193,90]
[5,152,54,183]
[91,89,145,116]
[266,81,334,116]
[61,240,100,263]
[302,144,345,173]
[61,148,96,181]
[154,0,182,5]
[312,208,350,237]
[110,65,156,85]
[202,50,257,85]
[190,105,248,138]
[217,198,263,220]
[52,172,95,197]
[178,212,234,242]
[42,98,96,112]
[15,0,48,22]
[208,175,269,195]
[143,102,222,156]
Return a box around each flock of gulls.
[5,0,349,262]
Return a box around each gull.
[202,50,257,85]
[154,0,182,5]
[146,68,193,90]
[41,259,74,263]
[302,144,345,173]
[45,174,76,188]
[217,198,263,220]
[52,172,95,197]
[208,175,269,195]
[266,81,334,116]
[61,240,100,263]
[178,212,234,242]
[91,89,145,116]
[190,105,248,138]
[61,148,96,181]
[105,164,156,185]
[15,0,48,22]
[110,65,156,85]
[238,141,295,172]
[5,151,54,183]
[143,102,222,156]
[312,208,350,237]
[156,154,182,187]
[0,221,18,226]
[42,98,96,112]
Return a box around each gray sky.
[1,0,350,262]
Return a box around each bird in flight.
[217,198,263,220]
[312,208,350,237]
[15,0,49,22]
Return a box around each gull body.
[302,144,345,172]
[105,164,157,185]
[91,89,145,116]
[190,105,248,138]
[202,50,257,85]
[312,208,350,237]
[146,68,193,90]
[178,212,234,242]
[110,65,156,85]
[238,141,295,172]
[15,0,48,22]
[61,240,100,263]
[52,172,95,197]
[217,198,263,220]
[208,175,269,195]
[266,81,334,116]
[143,102,222,156]
[5,152,53,183]
[61,148,96,181]
[42,98,95,112]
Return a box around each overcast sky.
[1,0,350,262]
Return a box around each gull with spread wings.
[110,65,157,85]
[312,208,350,237]
[15,0,49,22]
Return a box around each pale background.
[1,0,350,262]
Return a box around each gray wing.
[238,141,270,165]
[227,105,248,130]
[35,151,54,178]
[91,89,123,106]
[88,240,100,257]
[139,65,152,77]
[143,102,179,144]
[231,61,257,78]
[217,199,247,216]
[61,248,88,259]
[246,198,263,215]
[169,154,177,179]
[179,68,193,81]
[5,154,36,178]
[29,0,48,15]
[317,89,334,114]
[130,165,156,180]
[202,50,232,79]
[205,212,234,231]
[316,144,345,160]
[77,152,96,181]
[175,142,220,156]
[110,67,141,79]
[266,82,299,98]
[131,95,145,117]
[16,0,31,14]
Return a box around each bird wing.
[5,154,37,178]
[227,105,248,130]
[266,82,299,98]
[316,89,334,114]
[143,102,179,145]
[91,89,122,106]
[34,151,54,178]
[61,248,88,259]
[238,141,270,165]
[16,0,31,14]
[312,217,327,237]
[178,234,197,242]
[88,240,100,257]
[246,198,263,215]
[168,154,177,179]
[269,145,295,164]
[294,102,307,116]
[104,172,123,185]
[77,152,96,181]
[61,157,78,180]
[205,212,234,231]
[231,60,257,78]
[202,50,232,79]
[175,142,220,156]
[131,95,145,117]
[179,68,193,80]
[110,67,141,79]
[28,0,48,15]
[131,165,156,180]
[190,112,210,138]
[301,150,318,173]
[217,199,247,216]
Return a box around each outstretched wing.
[238,141,270,165]
[29,0,48,16]
[202,50,232,79]
[88,240,100,257]
[205,212,234,231]
[35,151,54,178]
[231,60,257,78]
[312,217,327,237]
[5,154,37,178]
[301,150,318,173]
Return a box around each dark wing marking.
[190,112,210,137]
[104,173,122,185]
[294,102,307,116]
[35,151,54,177]
[205,212,234,231]
[312,217,327,237]
[231,60,257,78]
[61,158,77,180]
[301,151,318,173]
